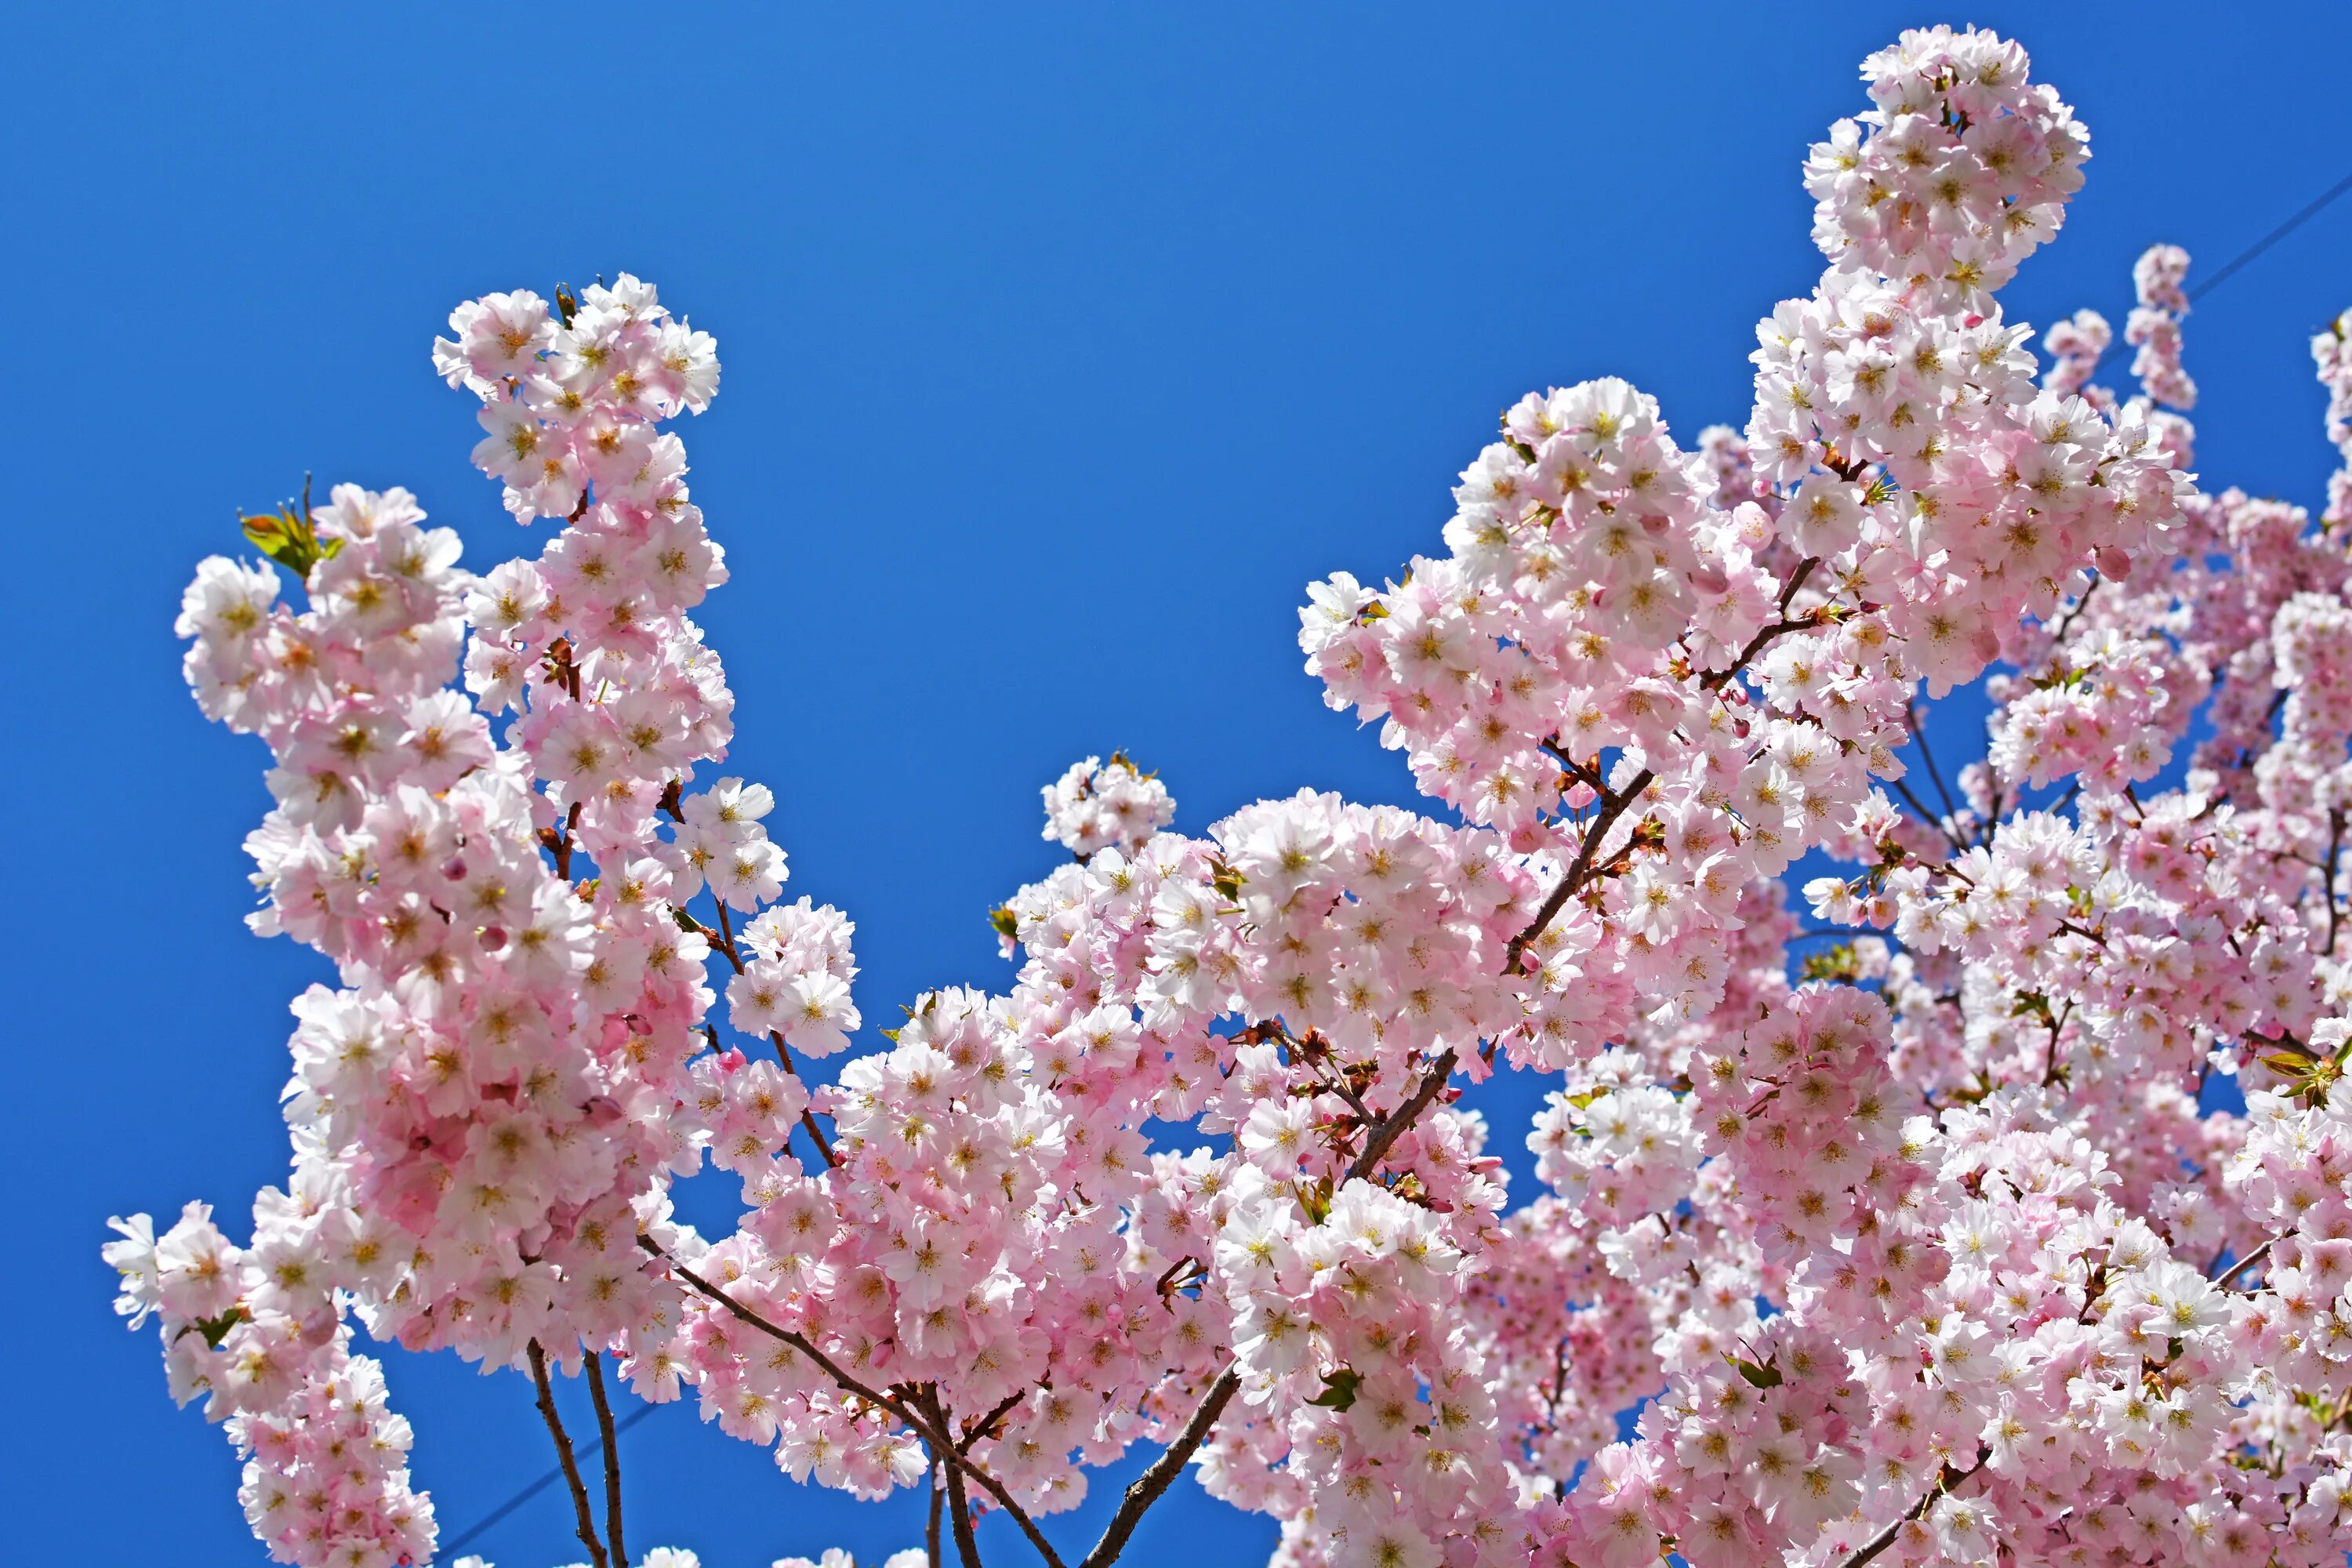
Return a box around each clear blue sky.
[12,5,2352,1564]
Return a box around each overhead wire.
[2090,166,2352,376]
[439,1401,661,1559]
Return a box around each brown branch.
[2326,808,2346,956]
[1700,556,1822,691]
[2039,1000,2071,1091]
[1889,774,1971,856]
[1540,739,1613,801]
[1074,1367,1242,1568]
[544,800,586,881]
[927,1461,946,1568]
[641,1240,1065,1568]
[2049,574,2100,642]
[1073,1036,1461,1568]
[528,1339,611,1568]
[1508,556,1823,970]
[2215,1236,2275,1290]
[960,1388,1032,1454]
[1836,1446,1991,1568]
[1349,1049,1458,1180]
[1503,771,1653,972]
[930,1391,985,1568]
[583,1350,628,1568]
[1904,706,1968,838]
[695,900,840,1167]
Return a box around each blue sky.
[12,4,2352,1564]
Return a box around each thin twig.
[2049,574,2099,643]
[2039,999,2072,1091]
[960,1388,1032,1454]
[1350,1049,1458,1180]
[2325,808,2345,956]
[1509,557,1820,967]
[527,1339,611,1568]
[1835,1447,1991,1568]
[1503,771,1653,971]
[2215,1236,2275,1290]
[931,1391,985,1568]
[1074,1368,1242,1568]
[693,900,840,1166]
[641,1240,1067,1568]
[1700,557,1821,691]
[1075,1035,1461,1567]
[1890,774,1971,855]
[583,1351,628,1568]
[928,1462,946,1568]
[1906,707,1966,833]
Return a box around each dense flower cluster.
[104,1203,435,1568]
[109,24,2352,1568]
[1040,753,1177,858]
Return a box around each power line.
[439,1400,662,1559]
[2190,169,2352,302]
[2092,165,2352,376]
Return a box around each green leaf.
[240,499,336,579]
[1306,1367,1361,1411]
[183,1306,250,1350]
[1800,943,1858,983]
[1729,1355,1782,1390]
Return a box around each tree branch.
[1073,1041,1459,1568]
[1700,556,1821,692]
[2326,808,2345,956]
[1504,771,1653,972]
[1508,556,1824,969]
[1835,1446,1991,1568]
[2215,1236,2275,1290]
[643,1041,1469,1568]
[640,1240,1066,1568]
[528,1339,611,1568]
[1904,706,1967,836]
[960,1388,1032,1454]
[1074,1367,1242,1568]
[927,1462,946,1568]
[687,901,841,1167]
[583,1350,628,1568]
[930,1390,985,1568]
[1350,1049,1458,1180]
[1889,773,1971,855]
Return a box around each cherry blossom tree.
[103,24,2352,1568]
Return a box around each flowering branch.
[1073,1369,1242,1568]
[1835,1446,1991,1568]
[641,1240,1069,1568]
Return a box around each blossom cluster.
[103,1201,435,1568]
[108,23,2352,1568]
[1040,752,1176,857]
